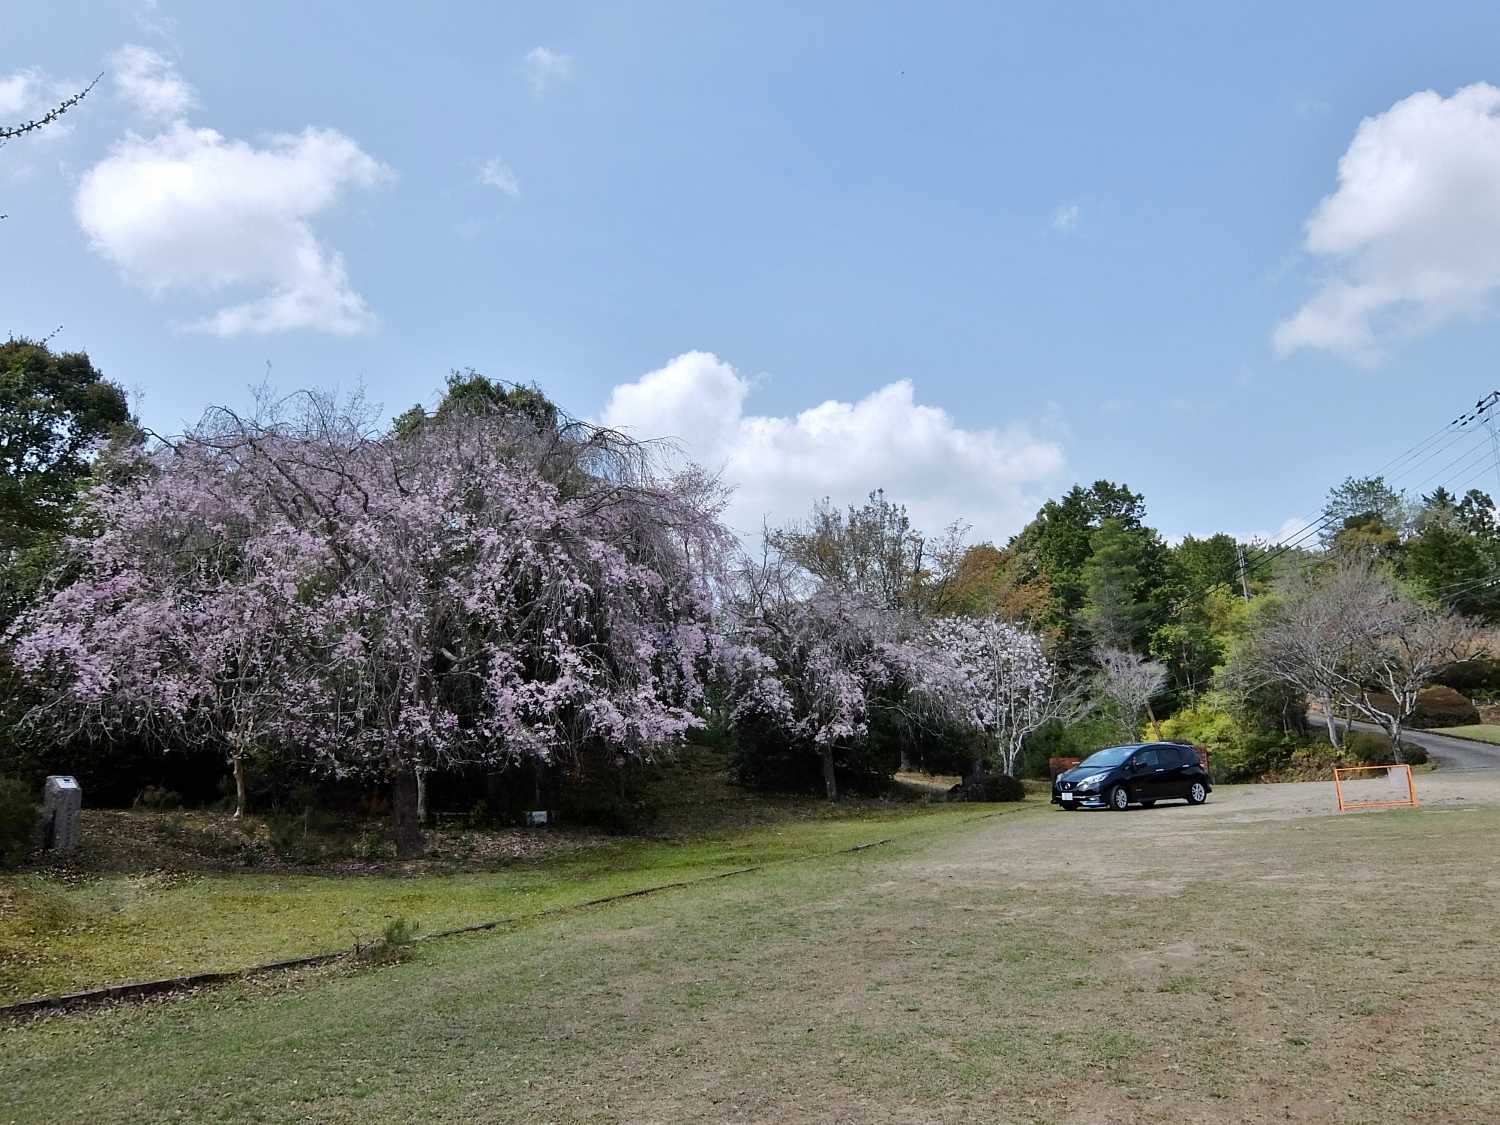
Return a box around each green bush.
[1156,694,1304,782]
[0,775,39,867]
[357,917,419,965]
[350,830,394,860]
[1021,714,1122,778]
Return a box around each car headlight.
[1078,773,1107,787]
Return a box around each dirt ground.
[1107,767,1500,824]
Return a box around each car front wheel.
[1187,781,1208,805]
[1108,785,1130,811]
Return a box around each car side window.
[1134,749,1158,770]
[1178,746,1198,768]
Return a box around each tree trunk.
[1389,720,1405,764]
[415,768,429,826]
[820,746,839,802]
[1144,699,1164,741]
[231,752,247,820]
[969,755,986,783]
[1320,695,1341,749]
[392,767,424,857]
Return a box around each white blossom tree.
[11,391,731,853]
[917,615,1078,778]
[719,552,903,801]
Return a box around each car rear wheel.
[1108,785,1130,811]
[1187,781,1207,805]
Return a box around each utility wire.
[1237,393,1498,570]
[1172,391,1500,614]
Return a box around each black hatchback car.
[1051,742,1211,811]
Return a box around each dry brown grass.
[4,780,1500,1123]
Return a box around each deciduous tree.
[1094,646,1167,741]
[917,615,1080,778]
[11,391,730,851]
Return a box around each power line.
[1235,415,1477,569]
[1174,390,1500,613]
[1244,392,1500,567]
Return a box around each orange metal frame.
[1332,764,1418,812]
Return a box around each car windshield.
[1079,746,1136,769]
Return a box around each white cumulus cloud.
[523,47,574,97]
[478,156,520,196]
[1275,83,1500,363]
[75,122,391,336]
[0,68,60,119]
[112,44,195,119]
[601,351,1066,542]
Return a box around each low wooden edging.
[0,835,900,1020]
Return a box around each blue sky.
[8,1,1500,545]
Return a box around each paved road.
[1317,714,1500,770]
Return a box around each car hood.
[1057,766,1108,784]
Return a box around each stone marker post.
[40,775,82,852]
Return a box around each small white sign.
[1061,792,1075,801]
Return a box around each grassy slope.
[1429,724,1500,745]
[0,796,1000,1003]
[3,803,1499,1124]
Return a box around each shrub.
[871,709,984,778]
[350,830,394,860]
[267,813,326,864]
[1155,694,1302,782]
[729,709,899,797]
[1414,685,1480,728]
[555,784,655,835]
[553,750,661,834]
[1431,658,1500,694]
[1363,686,1480,729]
[0,776,39,867]
[357,917,419,965]
[133,785,182,810]
[948,772,1026,803]
[1021,714,1122,779]
[1341,730,1428,766]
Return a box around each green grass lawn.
[0,802,1011,1004]
[4,800,1499,1123]
[1430,724,1500,745]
